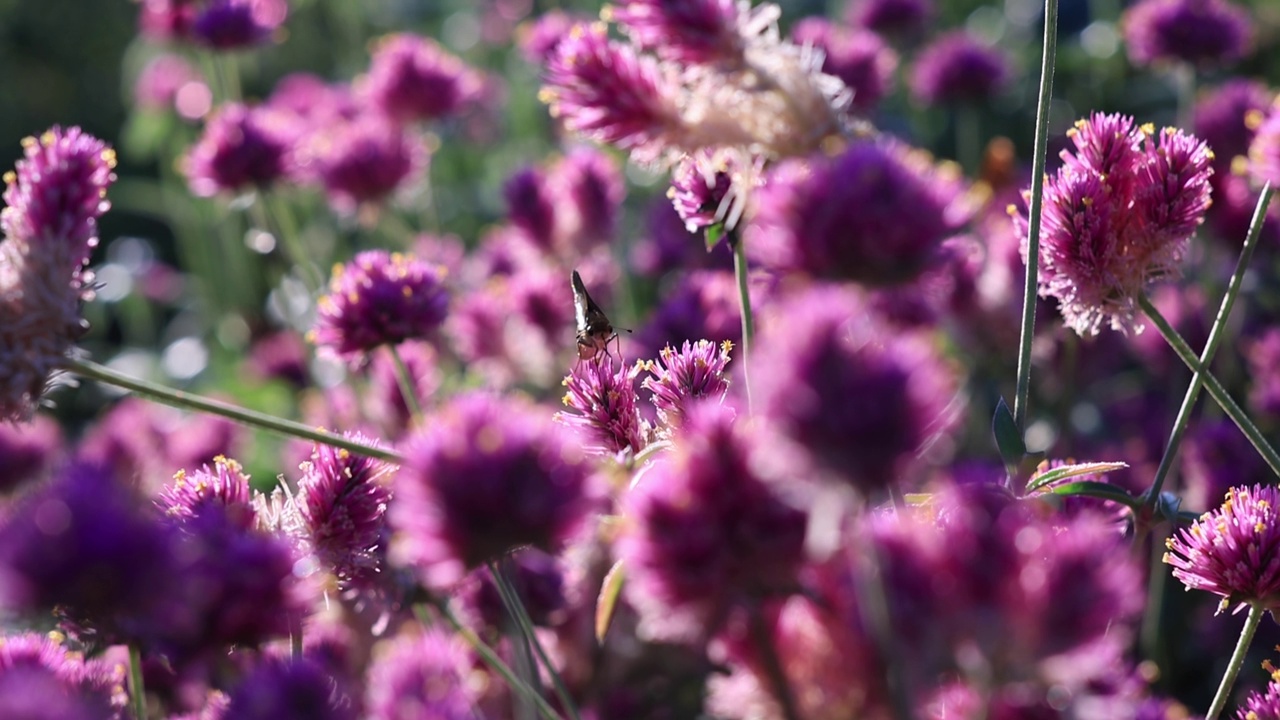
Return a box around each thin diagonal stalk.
[129,645,147,720]
[1140,296,1280,477]
[1144,184,1274,514]
[1207,604,1264,720]
[65,357,402,464]
[732,233,754,413]
[748,605,802,720]
[491,560,582,720]
[389,345,425,424]
[1014,0,1060,429]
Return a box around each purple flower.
[642,339,732,434]
[1122,0,1252,68]
[138,0,197,42]
[302,116,427,213]
[184,103,291,196]
[365,632,481,720]
[1207,172,1280,248]
[1016,114,1214,335]
[636,270,763,361]
[390,393,596,589]
[1238,681,1280,719]
[0,632,127,719]
[360,33,483,124]
[310,250,449,364]
[747,140,969,286]
[1193,79,1271,167]
[1247,328,1280,418]
[631,195,734,276]
[668,155,733,233]
[294,434,394,591]
[607,0,744,65]
[1166,484,1280,611]
[224,657,355,720]
[751,287,958,495]
[619,402,808,642]
[503,166,557,249]
[1249,106,1280,189]
[1182,419,1270,514]
[365,342,439,437]
[0,414,62,493]
[157,455,256,529]
[792,18,897,113]
[517,10,586,63]
[134,54,204,113]
[247,330,310,388]
[846,0,932,36]
[453,548,565,630]
[551,147,626,251]
[909,31,1011,106]
[191,0,287,50]
[558,355,647,457]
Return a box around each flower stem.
[492,560,582,720]
[64,357,402,464]
[1139,295,1280,478]
[731,232,754,413]
[1144,184,1273,515]
[748,605,802,720]
[264,188,325,292]
[389,344,425,424]
[128,644,147,720]
[1207,603,1264,720]
[1013,0,1060,430]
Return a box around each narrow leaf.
[704,223,726,252]
[595,560,626,643]
[992,397,1026,468]
[1048,480,1141,508]
[1025,461,1129,494]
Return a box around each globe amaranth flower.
[184,103,292,196]
[1182,419,1269,514]
[1238,677,1280,720]
[134,54,205,114]
[909,31,1011,106]
[1166,484,1280,612]
[224,657,356,720]
[643,339,732,435]
[191,0,287,50]
[365,342,439,436]
[517,10,586,63]
[310,250,449,364]
[0,632,127,719]
[365,631,482,720]
[791,18,897,114]
[503,166,557,249]
[1194,79,1272,167]
[452,548,565,631]
[668,154,733,233]
[294,434,394,591]
[1015,113,1214,336]
[605,0,746,65]
[390,392,596,589]
[747,139,969,286]
[846,0,932,37]
[636,270,765,361]
[360,33,483,124]
[1248,104,1280,189]
[557,355,647,457]
[551,147,626,251]
[751,287,958,495]
[0,414,62,493]
[157,455,256,529]
[619,402,808,642]
[138,0,197,41]
[301,115,427,213]
[1248,328,1280,418]
[1122,0,1252,68]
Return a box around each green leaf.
[1048,480,1141,509]
[595,560,626,644]
[704,222,726,252]
[1155,492,1184,523]
[991,397,1026,469]
[1024,461,1129,494]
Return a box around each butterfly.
[572,270,620,362]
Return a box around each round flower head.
[1248,104,1280,189]
[1015,114,1214,336]
[157,455,256,529]
[1193,79,1272,167]
[1122,0,1252,68]
[668,154,733,233]
[0,414,62,493]
[751,287,958,495]
[1166,484,1280,612]
[517,10,585,63]
[846,0,932,37]
[0,632,127,719]
[184,103,291,196]
[551,147,626,251]
[1238,680,1280,720]
[643,339,733,435]
[361,33,483,124]
[310,250,449,364]
[365,631,481,720]
[503,167,556,249]
[138,0,196,41]
[134,53,204,113]
[557,355,647,457]
[636,270,764,361]
[606,0,745,65]
[792,18,897,113]
[909,31,1010,107]
[390,392,595,589]
[303,115,427,213]
[619,402,808,642]
[224,657,356,720]
[1181,419,1268,514]
[748,140,969,286]
[191,0,287,50]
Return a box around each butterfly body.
[572,270,616,362]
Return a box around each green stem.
[1207,603,1264,720]
[1139,296,1280,478]
[389,345,425,424]
[1013,0,1060,430]
[129,645,147,720]
[1144,185,1273,514]
[64,357,402,464]
[265,189,325,291]
[731,234,754,413]
[492,560,582,720]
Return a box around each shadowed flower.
[909,31,1010,106]
[0,632,127,719]
[361,33,483,124]
[452,548,565,631]
[606,0,745,64]
[390,393,595,589]
[302,116,427,213]
[191,0,287,50]
[643,339,732,435]
[552,147,626,251]
[558,355,647,457]
[747,139,969,286]
[1247,328,1280,418]
[846,0,932,37]
[365,631,482,720]
[184,103,291,196]
[1166,484,1280,612]
[1193,79,1272,167]
[224,657,356,720]
[1181,419,1269,514]
[792,18,897,113]
[366,342,439,436]
[1015,113,1214,335]
[310,250,449,365]
[619,402,808,642]
[0,414,62,493]
[1122,0,1252,68]
[295,434,394,591]
[1249,104,1280,189]
[636,270,765,361]
[503,167,556,249]
[157,455,256,529]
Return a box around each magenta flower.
[0,414,62,493]
[310,250,449,364]
[552,147,626,250]
[138,0,197,41]
[157,455,256,529]
[1166,484,1280,612]
[1247,328,1280,418]
[1249,106,1280,189]
[0,633,127,719]
[184,103,291,196]
[191,0,287,50]
[224,657,356,720]
[361,33,483,124]
[503,166,556,249]
[390,393,596,589]
[668,155,732,233]
[643,339,733,434]
[1194,79,1271,167]
[1122,0,1252,68]
[909,31,1011,106]
[1237,681,1280,719]
[133,54,204,113]
[1016,113,1214,335]
[452,548,565,630]
[847,0,932,36]
[302,116,427,213]
[607,0,744,64]
[558,355,647,457]
[619,402,808,642]
[792,18,897,113]
[365,632,481,720]
[517,10,586,63]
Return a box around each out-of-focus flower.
[138,0,197,42]
[1247,328,1280,418]
[360,34,484,124]
[909,31,1011,106]
[1015,113,1214,335]
[365,342,439,436]
[294,434,394,591]
[310,250,449,365]
[1194,80,1272,167]
[365,631,482,720]
[751,287,958,495]
[1206,172,1280,247]
[607,0,746,65]
[631,195,734,276]
[301,116,427,213]
[1122,0,1252,68]
[191,0,288,50]
[0,632,127,719]
[635,270,766,361]
[1166,484,1280,612]
[620,402,808,642]
[0,414,62,493]
[558,355,647,457]
[643,339,732,434]
[224,657,356,720]
[792,18,897,113]
[157,455,256,529]
[846,0,932,37]
[247,330,310,388]
[668,154,733,234]
[1181,419,1268,514]
[134,54,205,113]
[1249,104,1280,189]
[748,140,969,286]
[390,393,595,589]
[452,548,565,630]
[551,147,626,251]
[503,167,556,249]
[517,10,587,63]
[184,103,292,196]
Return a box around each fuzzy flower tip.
[303,116,427,212]
[557,355,647,457]
[191,0,287,50]
[1249,106,1280,189]
[643,339,732,434]
[310,250,449,364]
[1015,113,1214,336]
[157,455,256,529]
[1237,680,1280,720]
[295,434,394,590]
[909,31,1010,106]
[1165,484,1280,613]
[185,103,291,196]
[0,632,128,719]
[224,657,355,720]
[365,632,480,720]
[1122,0,1252,68]
[362,33,483,124]
[792,18,898,113]
[390,393,595,589]
[606,0,745,64]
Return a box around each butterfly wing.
[571,270,614,360]
[572,270,592,336]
